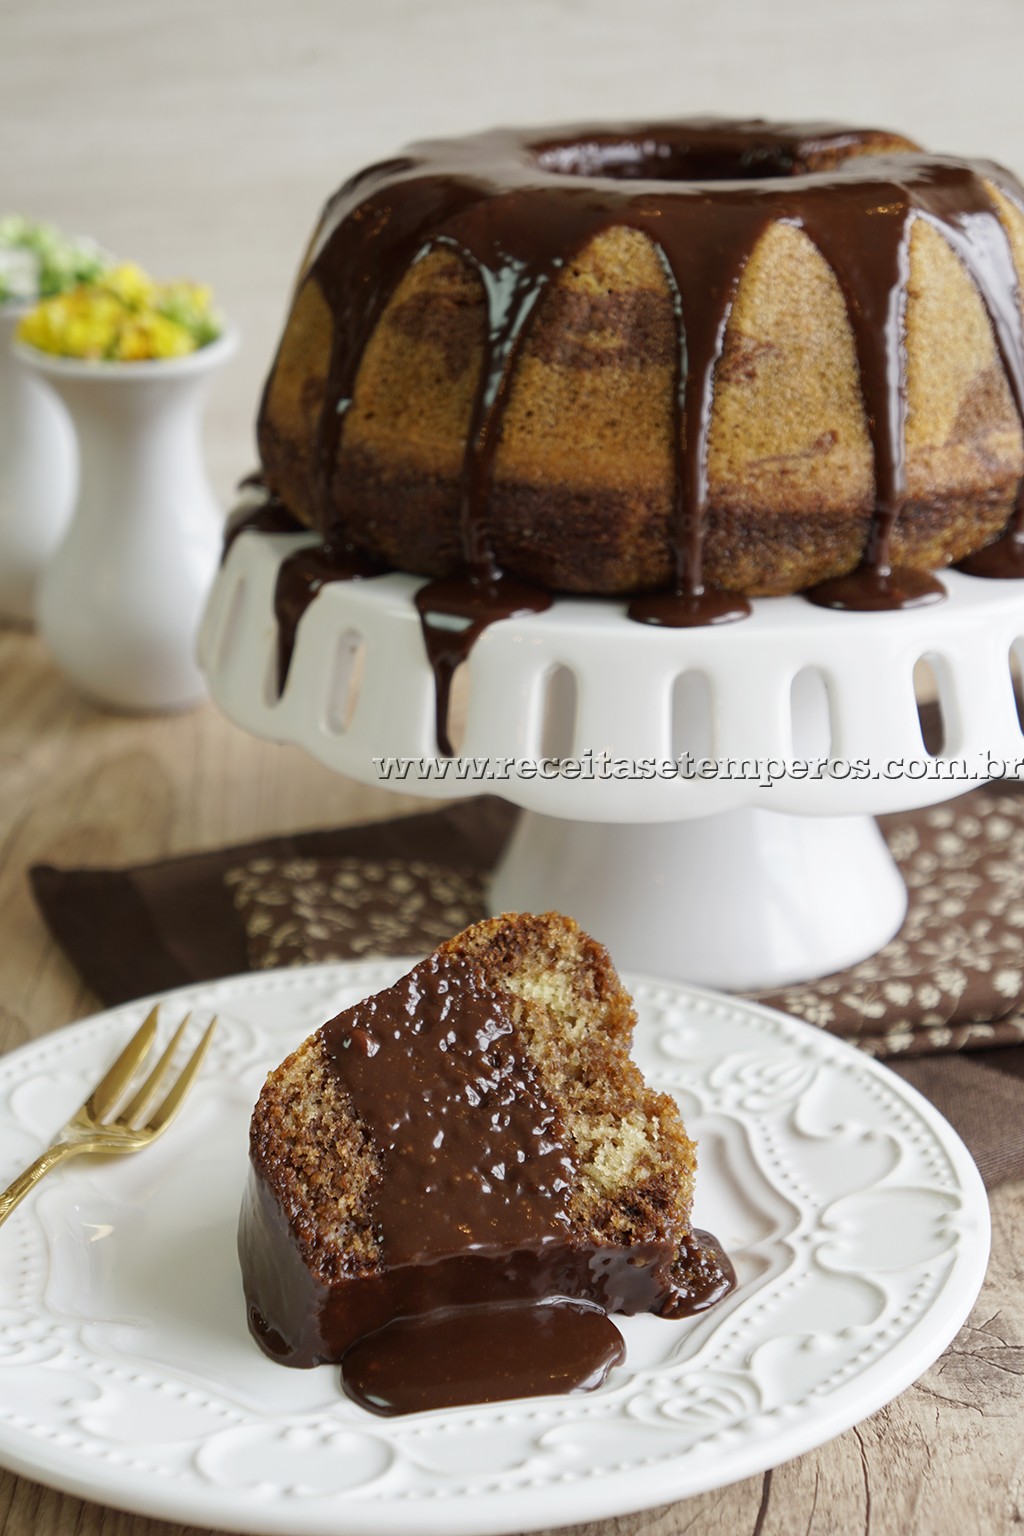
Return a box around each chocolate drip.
[255,121,1024,715]
[805,566,946,611]
[626,200,756,625]
[958,528,1024,577]
[415,575,552,756]
[801,186,929,609]
[806,157,1024,606]
[274,542,388,693]
[628,587,752,626]
[662,1228,736,1315]
[948,172,1024,574]
[221,490,304,562]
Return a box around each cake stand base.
[488,807,908,990]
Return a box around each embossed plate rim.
[0,961,991,1536]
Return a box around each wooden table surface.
[0,625,1019,1536]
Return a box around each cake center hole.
[534,137,796,183]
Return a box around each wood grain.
[0,626,1018,1536]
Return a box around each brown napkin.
[30,788,1024,1187]
[29,797,515,1004]
[753,788,1024,1057]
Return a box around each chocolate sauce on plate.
[341,1300,625,1416]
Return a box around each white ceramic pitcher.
[17,328,236,711]
[0,304,77,625]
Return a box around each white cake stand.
[199,529,1024,989]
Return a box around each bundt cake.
[252,117,1024,632]
[238,912,732,1414]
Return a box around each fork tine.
[116,1012,192,1126]
[145,1017,217,1135]
[84,1005,159,1119]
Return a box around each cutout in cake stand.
[200,530,1024,989]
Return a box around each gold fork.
[0,1005,217,1228]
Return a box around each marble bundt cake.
[239,912,732,1413]
[254,117,1024,625]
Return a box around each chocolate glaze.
[239,953,734,1410]
[322,953,577,1260]
[250,120,1024,738]
[260,120,1024,603]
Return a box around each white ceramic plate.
[0,962,989,1536]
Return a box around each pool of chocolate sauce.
[340,1300,626,1416]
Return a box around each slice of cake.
[239,912,731,1413]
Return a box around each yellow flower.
[99,262,156,309]
[15,261,221,361]
[113,313,194,361]
[18,290,124,358]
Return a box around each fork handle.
[0,1140,89,1228]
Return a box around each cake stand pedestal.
[490,810,906,990]
[200,530,1024,989]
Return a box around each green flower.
[0,216,111,304]
[156,279,223,345]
